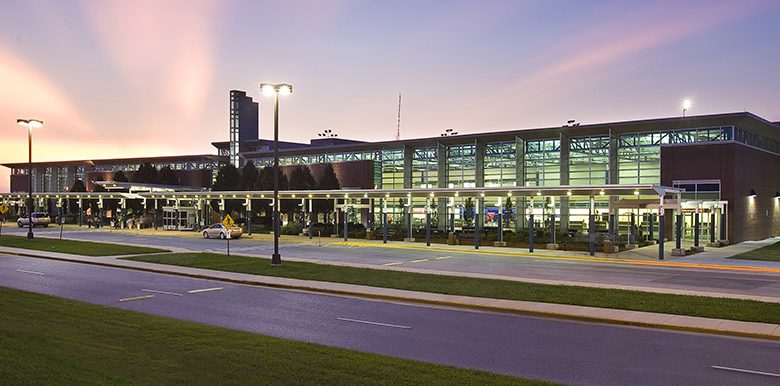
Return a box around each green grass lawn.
[0,235,168,256]
[728,241,780,262]
[125,252,780,325]
[0,286,546,385]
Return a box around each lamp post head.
[17,119,44,128]
[682,99,692,111]
[260,83,293,96]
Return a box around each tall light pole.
[260,83,292,266]
[682,99,692,117]
[17,119,44,240]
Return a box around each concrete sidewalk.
[2,246,779,341]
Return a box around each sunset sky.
[2,0,779,192]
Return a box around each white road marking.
[118,295,155,302]
[187,287,224,294]
[336,317,411,329]
[410,259,429,263]
[383,262,403,266]
[141,289,183,296]
[435,256,452,260]
[16,269,45,275]
[711,365,780,378]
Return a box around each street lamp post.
[260,83,292,266]
[17,119,44,240]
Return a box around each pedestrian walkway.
[2,245,779,340]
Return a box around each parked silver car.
[202,223,243,239]
[17,212,52,228]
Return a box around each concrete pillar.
[648,213,654,241]
[515,136,526,188]
[78,198,83,226]
[403,145,413,189]
[709,212,716,243]
[719,211,727,241]
[475,140,485,188]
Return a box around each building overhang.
[0,184,682,201]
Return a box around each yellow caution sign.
[221,214,235,229]
[0,203,8,215]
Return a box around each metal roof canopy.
[0,184,682,201]
[94,181,203,193]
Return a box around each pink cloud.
[512,0,773,98]
[79,0,224,116]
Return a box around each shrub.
[280,223,302,235]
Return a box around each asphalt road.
[2,253,780,385]
[5,226,780,299]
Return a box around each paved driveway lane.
[2,254,780,385]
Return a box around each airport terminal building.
[3,91,779,245]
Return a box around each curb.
[3,248,780,341]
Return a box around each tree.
[113,170,129,183]
[133,163,158,184]
[463,197,475,227]
[313,163,340,217]
[504,196,514,229]
[257,167,273,190]
[317,163,340,190]
[210,164,242,214]
[289,165,316,191]
[158,165,180,186]
[238,162,259,191]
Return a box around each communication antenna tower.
[396,93,401,141]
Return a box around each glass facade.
[446,144,476,188]
[570,136,610,185]
[524,139,560,186]
[380,149,404,189]
[484,142,516,187]
[618,126,733,184]
[412,147,438,188]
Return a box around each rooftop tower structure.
[229,90,259,167]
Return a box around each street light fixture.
[259,83,292,266]
[318,129,337,138]
[17,119,44,240]
[682,99,692,117]
[440,128,458,137]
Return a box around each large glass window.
[412,147,438,188]
[619,126,733,184]
[569,136,610,185]
[484,142,516,187]
[524,139,560,186]
[380,149,404,189]
[446,144,476,188]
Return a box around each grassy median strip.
[0,287,544,385]
[125,252,780,325]
[0,235,168,256]
[728,241,780,262]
